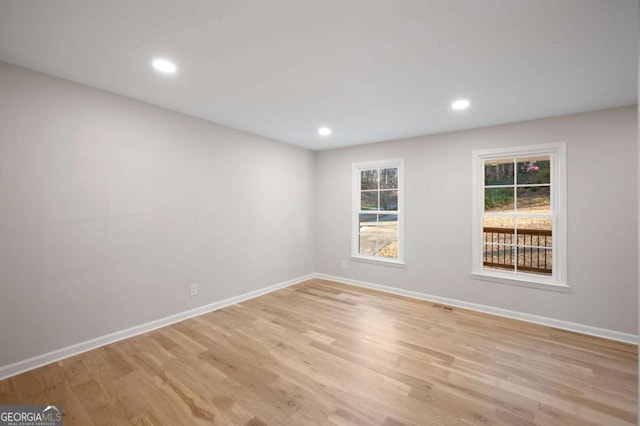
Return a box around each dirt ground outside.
[359,219,398,259]
[358,207,553,260]
[484,206,552,230]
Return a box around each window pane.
[483,217,515,244]
[485,187,514,213]
[485,158,514,186]
[380,168,398,189]
[380,190,398,211]
[361,169,378,190]
[361,191,378,210]
[359,214,378,255]
[476,145,563,284]
[483,244,515,271]
[517,247,552,275]
[516,156,550,185]
[377,214,398,258]
[517,186,550,213]
[516,218,552,247]
[355,161,403,262]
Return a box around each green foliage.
[517,160,550,184]
[485,159,551,211]
[485,188,512,209]
[486,160,551,185]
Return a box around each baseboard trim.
[0,273,314,381]
[314,273,639,345]
[2,271,636,380]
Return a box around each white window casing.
[471,142,568,291]
[352,159,405,266]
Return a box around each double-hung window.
[471,142,567,289]
[352,159,404,264]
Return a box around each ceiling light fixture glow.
[318,127,332,136]
[152,59,177,74]
[451,99,470,110]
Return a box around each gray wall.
[315,106,638,334]
[0,62,316,367]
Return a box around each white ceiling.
[0,1,637,150]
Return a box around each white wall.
[0,62,316,367]
[315,106,638,335]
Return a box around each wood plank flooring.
[0,279,637,425]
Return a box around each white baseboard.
[0,274,314,381]
[2,271,636,381]
[315,273,639,345]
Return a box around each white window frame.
[351,159,405,266]
[471,142,568,291]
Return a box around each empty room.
[0,1,638,425]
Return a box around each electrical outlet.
[341,259,348,269]
[190,283,198,297]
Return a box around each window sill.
[470,271,570,292]
[350,255,406,268]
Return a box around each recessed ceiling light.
[451,99,470,110]
[152,59,177,74]
[318,127,332,136]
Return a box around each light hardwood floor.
[0,279,637,425]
